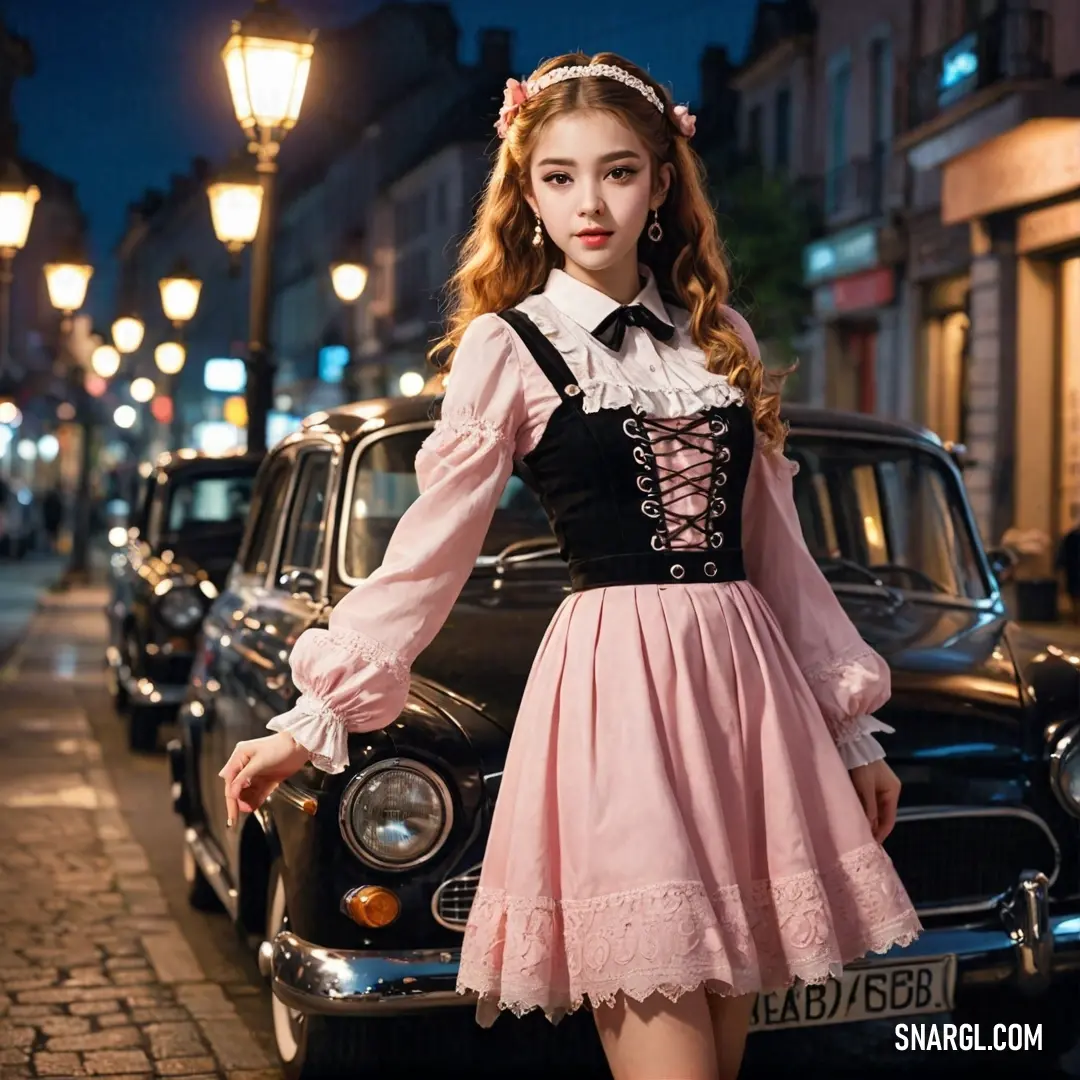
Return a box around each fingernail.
[226,818,233,828]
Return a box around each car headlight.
[1051,727,1080,816]
[157,587,204,631]
[339,759,453,870]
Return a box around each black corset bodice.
[500,309,755,592]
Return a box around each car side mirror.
[278,568,321,599]
[987,546,1018,584]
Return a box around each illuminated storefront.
[802,223,904,414]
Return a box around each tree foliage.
[709,159,819,364]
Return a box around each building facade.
[897,0,1080,548]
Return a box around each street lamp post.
[158,260,201,448]
[0,161,39,378]
[44,257,95,582]
[221,0,315,455]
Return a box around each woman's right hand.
[219,732,312,825]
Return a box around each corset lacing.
[622,413,732,552]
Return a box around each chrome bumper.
[270,870,1080,1017]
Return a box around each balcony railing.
[824,144,887,226]
[907,7,1051,131]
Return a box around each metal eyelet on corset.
[704,562,717,577]
[709,532,725,548]
[641,499,661,519]
[623,418,643,439]
[636,475,654,493]
[710,497,727,517]
[717,446,732,463]
[670,564,685,580]
[565,384,582,396]
[714,471,728,487]
[710,418,729,436]
[651,533,668,552]
[633,445,652,466]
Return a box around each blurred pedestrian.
[1056,519,1080,624]
[220,51,918,1080]
[42,487,63,553]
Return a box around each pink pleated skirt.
[455,579,922,1027]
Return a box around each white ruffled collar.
[515,281,744,419]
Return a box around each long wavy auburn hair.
[429,50,787,450]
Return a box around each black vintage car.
[107,449,261,751]
[170,398,1080,1078]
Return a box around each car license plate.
[749,956,956,1031]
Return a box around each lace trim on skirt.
[456,841,921,1025]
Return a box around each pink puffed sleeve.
[726,308,894,769]
[267,313,527,773]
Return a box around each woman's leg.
[706,991,756,1080]
[593,987,719,1080]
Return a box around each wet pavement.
[0,577,281,1080]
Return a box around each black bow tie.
[591,304,676,352]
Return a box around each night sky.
[7,0,755,316]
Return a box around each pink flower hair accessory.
[495,77,530,138]
[671,104,697,138]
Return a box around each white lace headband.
[495,63,697,140]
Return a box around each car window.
[241,456,293,576]
[787,436,988,599]
[164,475,254,532]
[280,451,333,575]
[343,427,552,581]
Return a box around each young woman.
[220,51,921,1080]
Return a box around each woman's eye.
[543,173,571,186]
[609,167,636,181]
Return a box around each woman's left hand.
[849,759,901,844]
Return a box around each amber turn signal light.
[343,886,401,928]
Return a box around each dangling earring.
[533,213,544,247]
[647,208,663,242]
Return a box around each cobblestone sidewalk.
[0,589,281,1080]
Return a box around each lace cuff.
[838,732,887,769]
[266,694,349,774]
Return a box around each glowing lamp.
[222,0,316,141]
[155,342,186,376]
[91,344,121,379]
[330,261,368,303]
[112,316,145,354]
[208,166,264,253]
[44,262,93,314]
[159,263,202,325]
[0,165,39,253]
[130,377,156,404]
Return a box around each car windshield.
[154,471,256,544]
[342,425,988,601]
[786,434,989,600]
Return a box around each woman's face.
[525,109,670,276]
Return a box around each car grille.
[432,863,482,930]
[883,808,1060,914]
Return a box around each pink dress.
[268,266,922,1028]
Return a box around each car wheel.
[128,707,159,753]
[183,843,222,912]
